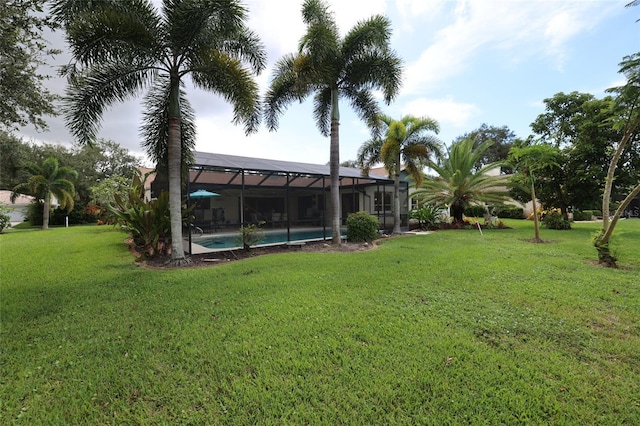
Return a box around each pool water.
[196,228,345,250]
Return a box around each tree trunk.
[597,111,639,267]
[392,152,401,234]
[329,88,341,245]
[531,179,541,241]
[450,200,464,223]
[42,192,50,230]
[167,77,188,264]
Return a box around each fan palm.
[51,0,266,264]
[264,0,403,244]
[11,157,77,230]
[413,138,509,223]
[358,114,442,234]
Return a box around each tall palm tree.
[413,138,509,223]
[264,0,403,244]
[52,0,266,265]
[11,157,77,230]
[358,114,442,234]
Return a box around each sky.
[16,0,640,166]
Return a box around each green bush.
[464,205,486,218]
[572,210,592,221]
[492,205,524,219]
[346,211,379,242]
[410,204,443,230]
[542,210,572,230]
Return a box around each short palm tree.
[358,114,442,234]
[413,138,509,223]
[52,0,266,265]
[264,0,403,244]
[12,157,77,230]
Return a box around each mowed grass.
[1,220,639,424]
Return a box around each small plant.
[542,209,571,230]
[410,204,443,230]
[346,211,379,242]
[237,223,265,250]
[0,204,12,233]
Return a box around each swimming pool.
[194,228,346,250]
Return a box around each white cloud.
[401,0,615,97]
[402,97,480,128]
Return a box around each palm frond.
[64,63,154,144]
[53,0,161,67]
[140,75,195,166]
[356,138,384,175]
[264,54,312,131]
[342,87,381,136]
[312,88,332,137]
[299,0,340,65]
[190,51,261,134]
[342,15,392,59]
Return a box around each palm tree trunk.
[167,78,187,263]
[42,192,50,230]
[330,88,341,245]
[392,152,401,234]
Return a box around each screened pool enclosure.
[154,152,410,253]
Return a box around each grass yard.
[1,220,639,424]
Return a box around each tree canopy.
[0,0,59,131]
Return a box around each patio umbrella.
[189,189,219,198]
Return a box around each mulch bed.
[138,239,379,269]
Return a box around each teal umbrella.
[189,189,219,198]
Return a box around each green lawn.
[1,220,639,424]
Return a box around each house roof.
[193,151,389,180]
[190,151,395,189]
[0,190,33,205]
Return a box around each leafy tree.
[52,0,266,265]
[531,91,595,148]
[358,115,442,234]
[11,157,77,229]
[264,0,403,244]
[508,143,562,242]
[413,138,510,223]
[453,123,516,173]
[0,0,60,131]
[529,92,631,215]
[0,131,33,190]
[595,53,640,267]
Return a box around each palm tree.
[52,0,266,265]
[358,114,442,234]
[413,138,510,223]
[264,0,403,244]
[11,157,77,230]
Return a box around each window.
[374,192,391,212]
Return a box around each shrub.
[491,205,524,219]
[464,205,486,218]
[0,212,10,233]
[572,210,592,221]
[110,173,193,258]
[346,211,379,242]
[410,204,443,230]
[542,209,571,230]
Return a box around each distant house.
[0,191,34,224]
